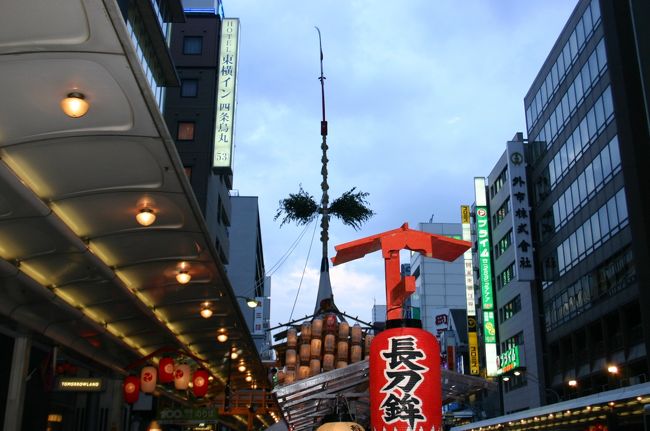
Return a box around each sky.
[223,1,578,331]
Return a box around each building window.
[492,197,511,227]
[497,262,515,290]
[177,122,195,140]
[495,230,513,258]
[490,168,508,198]
[183,36,203,55]
[499,295,521,323]
[181,79,198,97]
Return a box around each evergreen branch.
[329,187,375,230]
[274,186,319,226]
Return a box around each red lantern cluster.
[122,359,211,404]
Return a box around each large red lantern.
[174,363,191,390]
[123,375,140,404]
[158,357,174,383]
[370,320,441,431]
[192,368,209,398]
[140,365,157,393]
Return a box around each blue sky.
[224,1,577,329]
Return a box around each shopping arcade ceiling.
[0,0,272,422]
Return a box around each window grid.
[497,263,515,290]
[490,168,508,198]
[495,230,513,259]
[499,295,522,324]
[493,198,511,228]
[526,0,602,131]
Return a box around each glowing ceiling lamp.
[136,207,156,226]
[200,302,213,319]
[216,328,228,343]
[60,92,89,118]
[176,263,191,284]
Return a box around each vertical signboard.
[475,178,498,376]
[461,205,479,375]
[213,18,240,173]
[507,141,535,280]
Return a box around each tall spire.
[314,27,336,316]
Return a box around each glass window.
[570,233,578,260]
[553,202,560,229]
[609,137,621,168]
[575,72,584,101]
[576,19,585,47]
[584,218,593,250]
[568,84,576,112]
[591,212,601,244]
[603,87,614,119]
[585,164,595,194]
[572,182,580,209]
[607,199,618,232]
[583,6,594,36]
[616,189,628,222]
[559,143,568,172]
[581,66,591,94]
[587,109,597,139]
[593,154,604,185]
[558,51,566,76]
[570,32,578,59]
[590,54,600,82]
[591,0,601,23]
[595,98,605,130]
[596,39,607,70]
[576,227,585,256]
[573,128,583,154]
[601,145,612,177]
[549,159,556,184]
[177,122,195,140]
[578,172,587,201]
[564,241,572,266]
[580,119,589,146]
[551,63,559,88]
[181,79,198,97]
[598,206,609,237]
[183,36,203,55]
[557,245,565,271]
[562,96,570,123]
[558,194,566,220]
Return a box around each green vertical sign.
[476,207,494,310]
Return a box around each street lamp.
[235,296,260,308]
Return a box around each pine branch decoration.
[329,187,375,230]
[274,186,319,226]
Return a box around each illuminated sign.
[213,18,240,173]
[462,205,479,375]
[496,345,521,375]
[158,408,218,424]
[476,206,494,310]
[56,377,104,392]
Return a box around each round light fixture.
[502,376,510,382]
[216,329,228,343]
[246,298,260,308]
[245,374,252,382]
[607,365,618,374]
[513,370,521,376]
[237,363,246,373]
[230,350,239,360]
[568,379,577,387]
[61,92,90,118]
[136,207,156,226]
[176,270,191,284]
[200,303,213,319]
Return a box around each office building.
[525,0,649,399]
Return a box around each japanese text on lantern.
[379,336,429,430]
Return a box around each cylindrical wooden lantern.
[192,368,209,398]
[350,345,362,363]
[337,340,349,361]
[312,317,323,338]
[310,338,322,358]
[140,365,157,393]
[323,334,336,353]
[364,334,374,358]
[336,360,348,369]
[285,348,297,367]
[158,357,174,384]
[338,321,350,340]
[287,328,298,348]
[300,322,312,342]
[297,365,310,380]
[285,368,296,384]
[309,358,321,376]
[351,323,362,345]
[299,343,311,364]
[370,320,441,431]
[324,313,337,334]
[123,375,140,404]
[323,353,335,371]
[174,363,191,390]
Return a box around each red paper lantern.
[192,368,209,398]
[140,365,157,393]
[123,375,140,404]
[158,357,174,384]
[370,320,441,431]
[174,363,191,390]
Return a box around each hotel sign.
[213,18,240,173]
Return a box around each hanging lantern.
[174,363,191,390]
[158,357,174,384]
[370,319,441,431]
[192,368,209,398]
[140,365,157,393]
[123,375,140,404]
[316,419,365,431]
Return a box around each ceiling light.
[607,365,618,374]
[61,92,89,118]
[502,376,510,382]
[216,329,228,343]
[513,370,521,376]
[230,350,238,360]
[238,363,246,373]
[245,375,253,382]
[176,270,191,284]
[136,207,156,226]
[200,303,213,319]
[568,379,577,387]
[246,298,260,308]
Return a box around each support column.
[3,335,31,431]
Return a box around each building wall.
[524,0,649,398]
[409,223,466,336]
[164,12,232,263]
